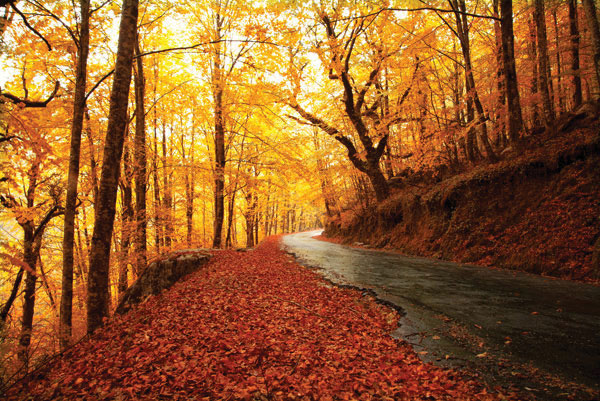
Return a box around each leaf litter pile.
[8,236,515,400]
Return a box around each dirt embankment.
[325,108,600,282]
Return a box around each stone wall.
[115,249,211,315]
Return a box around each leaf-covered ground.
[7,236,514,400]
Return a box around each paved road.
[282,231,600,400]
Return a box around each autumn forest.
[1,0,599,398]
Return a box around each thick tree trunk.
[133,39,147,277]
[211,12,226,248]
[534,0,555,122]
[18,229,41,367]
[582,0,600,95]
[500,0,524,143]
[87,0,139,335]
[366,159,389,202]
[569,0,583,108]
[60,0,90,351]
[493,0,507,146]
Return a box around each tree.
[500,0,524,142]
[60,0,90,352]
[443,0,497,161]
[211,7,226,248]
[133,38,147,275]
[1,158,63,366]
[87,0,139,334]
[290,10,419,201]
[534,0,554,122]
[582,0,600,94]
[569,0,582,108]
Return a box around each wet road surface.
[282,231,600,400]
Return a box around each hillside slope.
[325,106,600,281]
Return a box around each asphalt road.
[282,231,600,400]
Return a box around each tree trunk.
[212,82,225,247]
[534,0,555,122]
[451,0,496,161]
[18,229,41,367]
[552,8,564,114]
[162,124,173,249]
[493,0,507,147]
[528,12,542,127]
[569,0,583,108]
[185,131,195,247]
[365,158,389,202]
[118,144,134,298]
[60,0,90,351]
[133,39,147,277]
[87,0,139,335]
[500,0,524,143]
[582,0,600,95]
[245,193,255,248]
[152,58,162,254]
[224,190,235,248]
[0,268,24,322]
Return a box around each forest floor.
[5,236,520,401]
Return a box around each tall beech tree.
[87,0,139,334]
[133,38,147,275]
[60,0,90,351]
[534,0,554,122]
[211,8,226,248]
[500,0,524,142]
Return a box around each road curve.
[282,231,600,400]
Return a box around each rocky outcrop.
[116,249,211,314]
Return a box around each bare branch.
[9,2,51,50]
[287,102,368,172]
[0,80,60,107]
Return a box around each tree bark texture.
[500,0,524,142]
[87,0,139,335]
[212,14,226,248]
[569,0,583,108]
[133,39,147,276]
[582,0,600,95]
[60,0,90,351]
[534,0,554,122]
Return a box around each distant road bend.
[283,230,600,400]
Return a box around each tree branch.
[332,6,500,22]
[9,2,51,50]
[0,80,60,107]
[33,204,64,240]
[287,102,367,172]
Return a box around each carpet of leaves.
[8,237,510,400]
